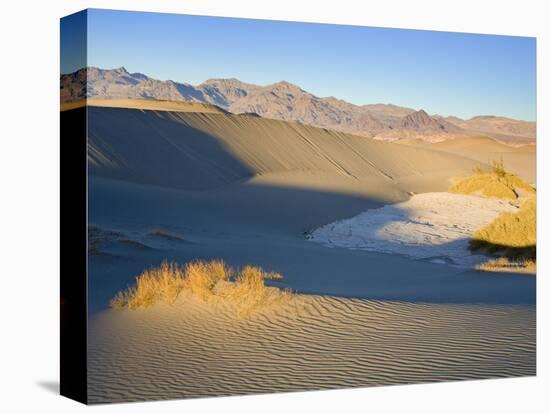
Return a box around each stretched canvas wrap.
[60,9,537,404]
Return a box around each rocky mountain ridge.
[60,67,536,144]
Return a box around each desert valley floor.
[75,100,536,403]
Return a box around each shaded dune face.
[86,106,482,192]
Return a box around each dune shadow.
[88,176,536,313]
[86,107,254,191]
[470,241,536,260]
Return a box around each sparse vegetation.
[184,259,233,301]
[470,196,536,254]
[218,265,286,315]
[476,257,536,274]
[490,157,507,177]
[470,196,536,270]
[111,262,186,310]
[449,158,535,200]
[110,259,290,316]
[449,159,537,273]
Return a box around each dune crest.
[86,104,486,193]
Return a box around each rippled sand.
[88,294,535,403]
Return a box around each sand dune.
[82,101,536,402]
[393,136,535,183]
[87,101,484,194]
[428,136,536,182]
[88,293,535,403]
[61,98,228,113]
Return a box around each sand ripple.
[88,294,535,403]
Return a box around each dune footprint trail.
[88,294,535,403]
[310,192,517,268]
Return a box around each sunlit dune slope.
[82,100,482,193]
[429,136,536,183]
[61,98,228,113]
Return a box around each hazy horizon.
[61,9,536,121]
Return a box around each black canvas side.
[60,9,88,405]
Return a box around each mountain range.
[60,67,536,144]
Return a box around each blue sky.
[62,9,536,121]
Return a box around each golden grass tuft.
[470,196,536,273]
[184,259,233,301]
[476,257,536,274]
[110,262,186,310]
[110,259,290,316]
[449,158,535,200]
[218,266,289,316]
[471,196,536,251]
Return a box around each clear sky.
[62,9,536,121]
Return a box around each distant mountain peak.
[401,109,438,128]
[268,80,304,92]
[202,77,245,85]
[60,66,536,144]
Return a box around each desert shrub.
[470,196,536,262]
[476,257,535,274]
[449,175,516,199]
[110,261,186,310]
[110,289,135,310]
[110,259,290,316]
[449,159,535,200]
[491,156,506,177]
[184,259,233,301]
[220,265,291,316]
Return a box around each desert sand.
[310,192,518,268]
[397,136,536,183]
[89,294,535,403]
[81,100,536,402]
[61,98,228,113]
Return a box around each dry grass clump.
[471,196,536,252]
[449,158,535,200]
[110,259,290,316]
[471,196,536,272]
[184,260,233,301]
[476,257,536,274]
[110,262,186,310]
[219,266,289,316]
